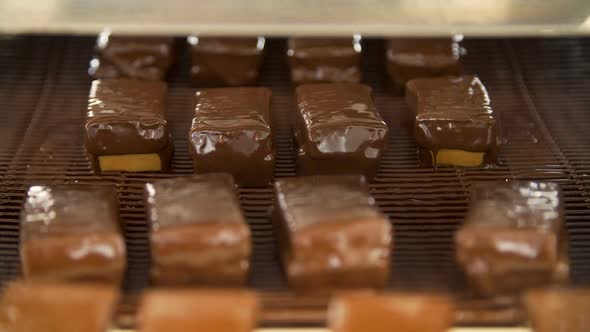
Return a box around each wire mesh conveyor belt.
[0,36,589,327]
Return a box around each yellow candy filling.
[98,154,161,172]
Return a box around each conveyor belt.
[0,36,589,327]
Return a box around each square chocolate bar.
[272,175,392,290]
[294,83,388,179]
[89,31,174,81]
[189,87,275,186]
[406,75,497,167]
[138,290,258,332]
[20,185,126,284]
[287,37,362,84]
[523,288,590,332]
[328,292,454,332]
[188,36,265,86]
[85,79,173,173]
[386,37,464,91]
[0,282,119,332]
[145,173,251,286]
[455,182,568,296]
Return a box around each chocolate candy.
[145,173,251,286]
[455,182,568,296]
[328,292,454,332]
[294,83,388,179]
[89,31,174,81]
[523,288,590,332]
[386,37,464,91]
[0,282,119,332]
[287,37,362,84]
[85,79,173,173]
[189,87,275,186]
[272,175,392,290]
[20,185,126,284]
[138,289,258,332]
[406,75,497,167]
[188,36,265,86]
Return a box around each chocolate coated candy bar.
[85,78,173,173]
[145,173,251,285]
[189,87,275,186]
[188,36,265,86]
[287,37,362,84]
[0,282,119,332]
[89,31,174,81]
[523,288,590,332]
[456,181,567,296]
[328,292,454,332]
[20,185,126,284]
[138,289,258,332]
[386,37,464,91]
[406,75,497,167]
[294,83,388,179]
[273,175,392,290]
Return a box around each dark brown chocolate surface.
[85,78,173,171]
[328,292,454,332]
[0,282,119,332]
[189,87,275,186]
[456,182,567,296]
[406,75,497,165]
[273,175,392,290]
[138,290,258,332]
[89,32,174,81]
[2,37,590,327]
[145,173,250,285]
[287,38,362,84]
[188,36,265,86]
[294,83,388,179]
[523,288,590,332]
[20,185,126,284]
[386,38,464,90]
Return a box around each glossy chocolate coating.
[89,32,174,81]
[85,79,173,172]
[406,75,497,166]
[20,185,126,284]
[294,83,388,179]
[188,36,265,86]
[328,292,454,332]
[523,288,590,332]
[145,173,251,285]
[456,182,567,296]
[189,87,275,186]
[138,289,258,332]
[287,38,362,84]
[0,282,119,332]
[273,175,392,290]
[386,38,464,91]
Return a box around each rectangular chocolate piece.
[145,173,251,285]
[386,37,464,91]
[20,185,126,284]
[89,31,174,81]
[188,36,265,86]
[0,282,119,332]
[273,175,392,290]
[189,87,275,186]
[455,181,567,296]
[406,75,497,167]
[329,292,454,332]
[138,289,258,332]
[523,288,590,332]
[287,37,362,84]
[85,78,173,173]
[294,83,388,179]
